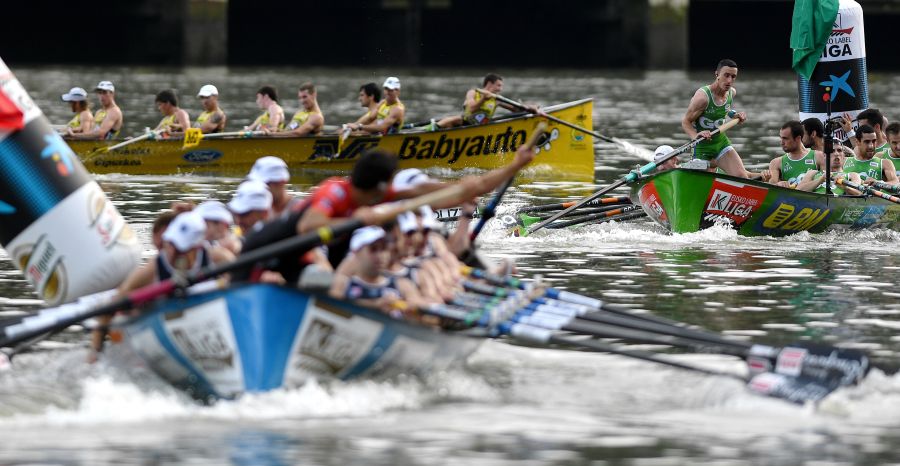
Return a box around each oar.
[511,203,638,236]
[542,208,646,230]
[85,129,166,157]
[468,121,548,242]
[837,178,900,204]
[182,129,264,149]
[519,196,631,214]
[0,182,472,350]
[337,124,353,155]
[481,89,655,161]
[868,180,900,194]
[527,118,742,235]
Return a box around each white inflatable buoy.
[798,0,868,138]
[0,57,140,305]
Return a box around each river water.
[2,67,900,465]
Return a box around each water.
[3,67,900,465]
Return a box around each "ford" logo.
[183,150,223,163]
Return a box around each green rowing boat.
[630,168,900,236]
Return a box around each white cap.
[383,77,401,90]
[392,168,435,191]
[350,226,386,252]
[95,81,115,92]
[247,156,290,183]
[162,212,207,252]
[197,84,218,97]
[397,211,418,234]
[194,200,233,225]
[418,206,439,230]
[61,87,87,102]
[228,180,273,214]
[654,145,675,163]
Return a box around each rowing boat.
[120,283,484,401]
[67,99,595,180]
[631,168,900,236]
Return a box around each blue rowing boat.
[121,284,485,401]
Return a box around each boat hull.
[631,169,900,236]
[122,284,484,400]
[68,99,594,180]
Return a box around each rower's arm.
[795,171,824,192]
[81,111,95,133]
[883,159,899,185]
[271,113,324,138]
[354,109,376,125]
[464,89,483,113]
[681,90,707,140]
[767,157,782,183]
[267,107,283,130]
[199,111,225,134]
[175,110,191,132]
[361,106,403,134]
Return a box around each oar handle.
[101,129,165,152]
[836,177,900,204]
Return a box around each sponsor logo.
[535,128,559,154]
[851,205,887,228]
[698,116,726,131]
[40,134,75,177]
[171,327,235,371]
[182,149,223,164]
[760,202,830,232]
[823,13,855,58]
[820,70,855,102]
[700,179,768,229]
[297,317,369,376]
[398,126,528,164]
[92,159,142,167]
[831,27,853,36]
[13,234,67,303]
[638,183,668,225]
[87,188,133,247]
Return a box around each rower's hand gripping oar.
[468,122,548,242]
[0,183,474,350]
[836,177,900,204]
[481,89,655,161]
[527,117,742,235]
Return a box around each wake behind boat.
[631,168,900,236]
[66,99,595,180]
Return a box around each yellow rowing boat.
[67,99,594,180]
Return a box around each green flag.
[790,0,839,80]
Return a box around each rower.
[842,124,899,186]
[89,212,234,360]
[767,120,823,187]
[267,82,324,137]
[194,200,241,254]
[879,122,900,171]
[194,84,226,134]
[795,142,863,195]
[245,85,285,132]
[154,89,191,135]
[654,145,678,172]
[841,108,889,152]
[228,180,273,237]
[60,87,93,137]
[67,81,122,140]
[247,156,302,217]
[428,73,538,130]
[350,82,381,126]
[330,226,429,313]
[347,77,405,135]
[681,59,759,178]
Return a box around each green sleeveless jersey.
[877,148,900,171]
[843,156,883,181]
[780,149,816,185]
[876,142,890,154]
[692,86,734,161]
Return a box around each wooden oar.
[519,196,631,214]
[482,89,655,161]
[85,129,166,157]
[527,118,742,235]
[836,178,900,204]
[182,129,265,149]
[0,182,472,350]
[512,204,639,236]
[865,179,900,195]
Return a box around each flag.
[790,0,839,80]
